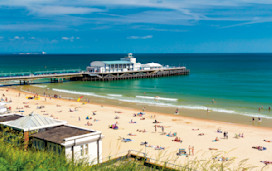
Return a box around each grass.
[0,127,268,171]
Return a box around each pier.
[0,69,83,84]
[0,67,189,84]
[74,67,189,81]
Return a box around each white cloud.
[13,36,24,40]
[127,35,153,39]
[29,6,104,15]
[0,24,66,31]
[61,36,79,42]
[1,0,272,29]
[62,37,69,40]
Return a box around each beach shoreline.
[1,87,272,170]
[14,84,272,129]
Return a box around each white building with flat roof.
[87,53,163,73]
[0,113,103,165]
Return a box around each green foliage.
[0,128,262,171]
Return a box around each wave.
[107,94,122,97]
[136,96,178,102]
[32,85,47,88]
[52,88,105,98]
[118,97,272,119]
[49,88,272,119]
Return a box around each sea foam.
[136,96,178,102]
[49,88,272,119]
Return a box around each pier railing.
[0,69,82,78]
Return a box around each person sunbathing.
[153,120,160,123]
[261,161,272,165]
[192,128,199,131]
[87,121,92,126]
[140,117,145,120]
[129,119,136,123]
[128,133,136,136]
[173,137,182,142]
[213,137,219,142]
[173,137,179,141]
[198,133,204,136]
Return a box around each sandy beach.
[1,87,272,170]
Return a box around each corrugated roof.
[102,61,132,64]
[4,113,67,131]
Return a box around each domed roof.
[145,63,162,67]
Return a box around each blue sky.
[0,0,272,53]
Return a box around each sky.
[0,0,272,53]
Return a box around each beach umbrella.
[77,96,84,102]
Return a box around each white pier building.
[87,53,163,73]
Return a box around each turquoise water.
[1,53,272,118]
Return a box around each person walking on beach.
[175,108,179,115]
[162,126,164,133]
[192,146,194,156]
[188,146,191,155]
[155,125,157,132]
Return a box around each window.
[85,144,88,155]
[81,145,84,156]
[58,147,61,155]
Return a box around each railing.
[102,150,183,170]
[33,69,82,76]
[0,69,82,79]
[87,66,187,74]
[0,72,31,78]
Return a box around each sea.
[1,53,272,119]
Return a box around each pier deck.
[73,67,189,81]
[0,67,189,85]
